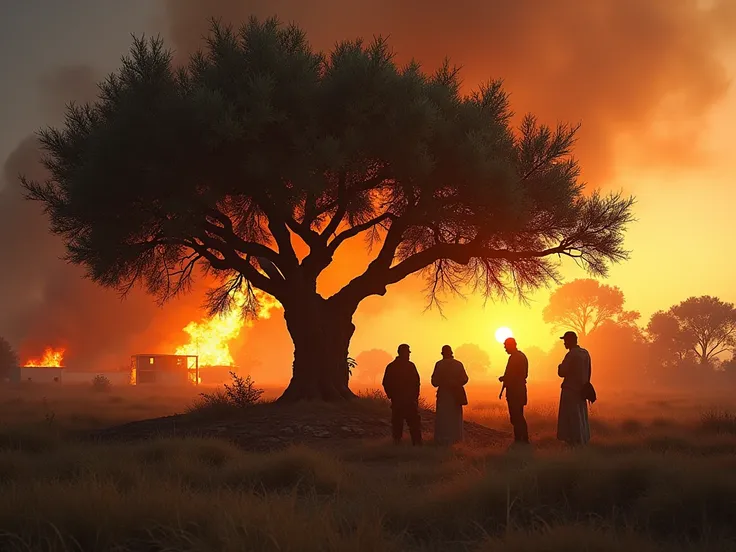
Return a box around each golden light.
[494,327,513,344]
[175,289,281,367]
[24,347,65,367]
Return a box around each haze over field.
[1,0,735,387]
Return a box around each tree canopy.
[542,278,639,338]
[455,343,492,379]
[23,18,635,400]
[648,296,736,367]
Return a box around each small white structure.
[19,366,64,384]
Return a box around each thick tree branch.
[202,215,281,264]
[321,173,348,239]
[333,237,598,309]
[327,213,395,253]
[185,234,283,297]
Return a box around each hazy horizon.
[1,0,735,386]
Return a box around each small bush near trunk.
[190,372,264,415]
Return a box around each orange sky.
[159,1,736,384]
[1,1,735,385]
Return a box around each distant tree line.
[350,279,736,390]
[542,279,736,389]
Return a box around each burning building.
[130,354,199,385]
[11,347,66,384]
[12,365,64,384]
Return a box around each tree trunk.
[277,298,358,402]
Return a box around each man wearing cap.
[382,344,423,445]
[499,337,530,444]
[557,331,592,445]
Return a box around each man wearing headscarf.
[431,345,469,445]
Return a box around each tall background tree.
[352,349,392,387]
[24,18,634,401]
[454,344,492,380]
[543,279,645,387]
[0,337,19,381]
[542,278,639,338]
[648,296,736,367]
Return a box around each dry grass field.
[0,381,734,551]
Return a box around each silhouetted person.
[382,344,422,445]
[557,331,592,446]
[499,337,529,444]
[431,345,469,445]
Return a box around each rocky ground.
[90,400,508,451]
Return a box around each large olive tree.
[24,19,634,401]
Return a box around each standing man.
[382,344,422,446]
[556,331,592,446]
[431,345,469,445]
[499,337,530,444]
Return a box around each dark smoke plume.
[165,0,735,182]
[2,1,733,372]
[0,66,203,370]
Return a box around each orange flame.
[24,347,65,367]
[175,290,281,366]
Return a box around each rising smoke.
[0,66,206,370]
[0,1,733,374]
[165,0,735,182]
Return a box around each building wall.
[19,367,64,383]
[132,355,197,385]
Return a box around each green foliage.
[23,17,634,320]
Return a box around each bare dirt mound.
[90,401,508,451]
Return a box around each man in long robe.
[431,345,469,445]
[500,337,530,443]
[382,344,422,445]
[557,331,592,445]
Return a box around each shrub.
[700,409,736,434]
[358,388,390,407]
[190,372,263,415]
[91,375,112,392]
[222,372,263,407]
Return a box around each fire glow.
[175,290,281,366]
[24,347,65,367]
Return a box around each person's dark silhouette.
[382,344,422,445]
[499,337,530,444]
[557,330,591,445]
[431,344,469,445]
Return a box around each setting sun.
[494,327,513,344]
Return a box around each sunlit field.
[0,382,735,551]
